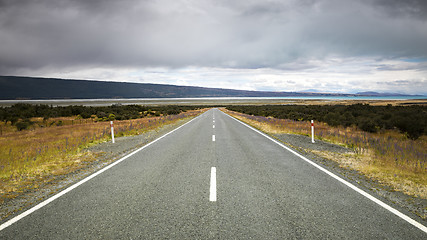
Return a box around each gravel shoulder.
[0,117,194,223]
[273,133,427,222]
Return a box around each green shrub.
[15,119,34,131]
[15,121,30,131]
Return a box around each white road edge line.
[212,135,215,141]
[210,167,217,202]
[223,111,427,233]
[0,111,207,232]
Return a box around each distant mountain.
[0,76,359,100]
[0,76,421,100]
[356,91,413,96]
[297,89,323,93]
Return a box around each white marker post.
[311,120,315,143]
[110,121,115,143]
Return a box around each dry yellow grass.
[223,109,427,199]
[311,150,427,199]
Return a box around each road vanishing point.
[1,109,426,239]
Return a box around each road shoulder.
[273,133,427,223]
[0,117,195,223]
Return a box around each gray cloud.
[0,0,426,77]
[372,0,427,20]
[377,79,425,86]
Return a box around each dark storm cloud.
[372,0,427,20]
[0,0,426,73]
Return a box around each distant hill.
[356,91,407,96]
[0,76,355,100]
[0,76,419,100]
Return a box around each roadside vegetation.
[224,105,427,199]
[0,103,205,132]
[0,104,206,200]
[227,104,427,139]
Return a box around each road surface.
[0,109,426,239]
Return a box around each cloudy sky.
[1,0,426,94]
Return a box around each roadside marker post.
[110,121,115,143]
[311,120,315,143]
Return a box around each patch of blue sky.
[402,58,427,63]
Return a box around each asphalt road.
[1,109,426,239]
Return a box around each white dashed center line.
[210,167,217,202]
[212,135,215,141]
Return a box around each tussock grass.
[0,109,206,199]
[224,109,427,199]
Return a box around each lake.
[0,96,426,107]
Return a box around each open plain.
[1,97,426,107]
